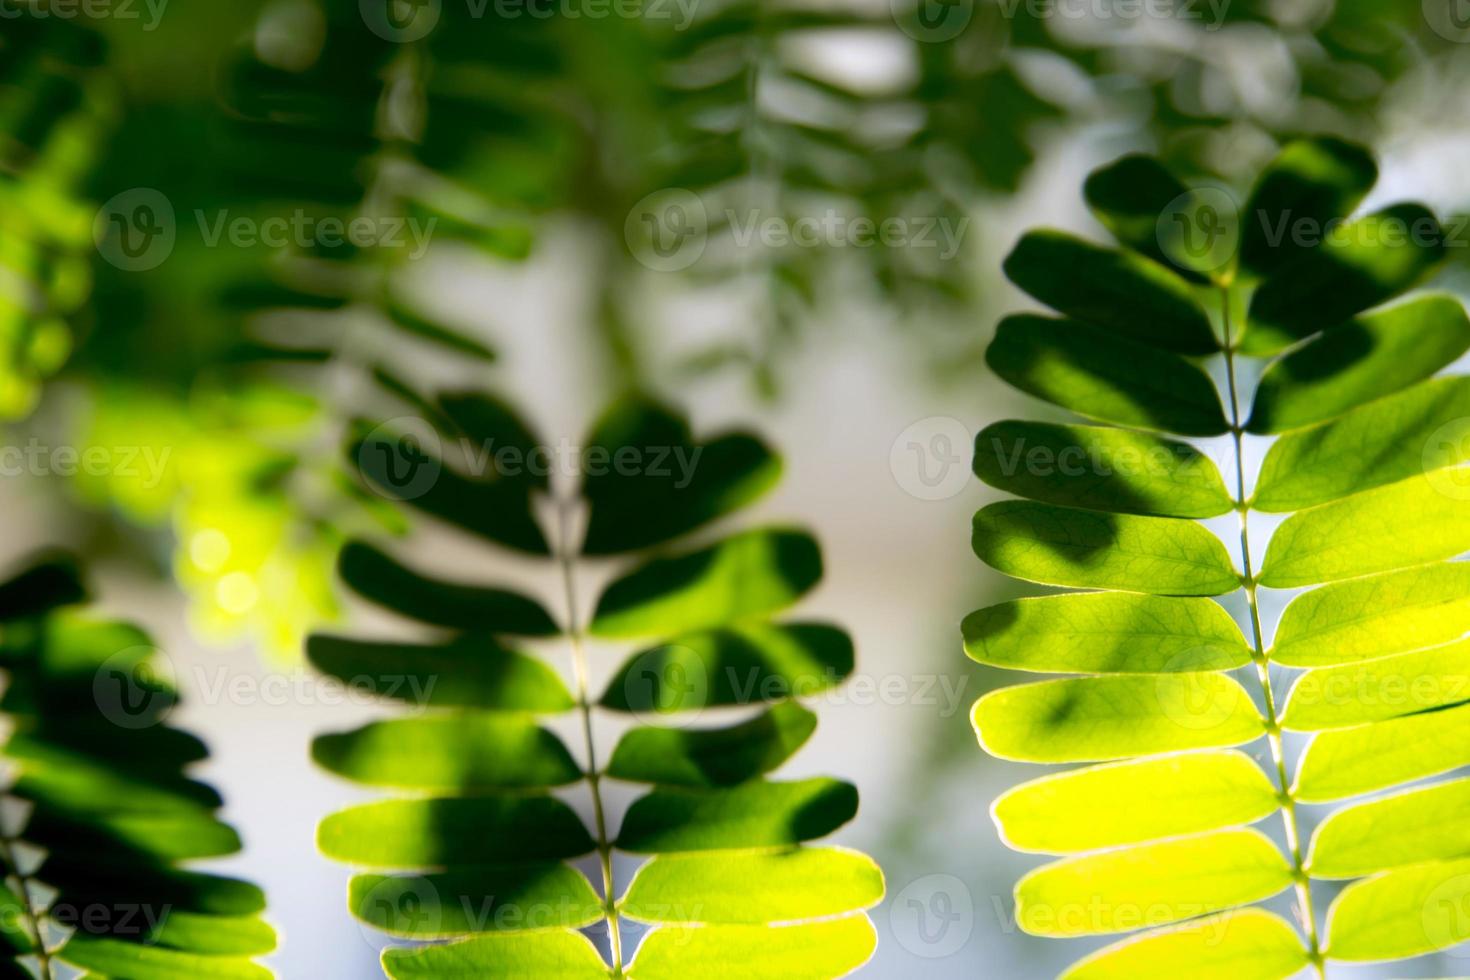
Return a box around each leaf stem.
[555,497,625,975]
[0,833,51,980]
[1219,288,1326,977]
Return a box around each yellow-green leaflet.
[626,917,878,979]
[1270,562,1470,666]
[1015,830,1294,937]
[993,750,1279,853]
[972,502,1240,595]
[1061,909,1308,980]
[619,848,883,924]
[1280,637,1470,730]
[975,675,1264,763]
[1324,857,1470,961]
[1259,474,1470,587]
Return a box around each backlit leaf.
[973,674,1264,763]
[973,502,1240,595]
[986,315,1229,436]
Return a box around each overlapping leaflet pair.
[0,556,275,978]
[311,389,882,977]
[969,137,1470,977]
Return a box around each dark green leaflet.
[970,138,1470,978]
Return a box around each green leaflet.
[1280,638,1470,730]
[1083,154,1207,279]
[619,848,884,924]
[1294,701,1470,803]
[973,674,1265,763]
[1270,562,1470,666]
[1254,376,1470,511]
[606,703,817,787]
[1242,203,1445,357]
[1324,857,1470,961]
[337,540,558,634]
[963,592,1250,673]
[308,634,575,710]
[581,398,781,555]
[972,421,1233,518]
[626,917,877,980]
[351,423,548,555]
[1016,830,1294,937]
[1308,777,1470,877]
[993,750,1280,854]
[1247,295,1470,434]
[139,913,278,956]
[318,796,596,867]
[382,932,612,979]
[1001,230,1219,354]
[986,315,1229,436]
[1259,474,1470,588]
[57,937,274,980]
[349,867,603,937]
[590,528,822,638]
[435,391,547,492]
[972,502,1240,595]
[1062,909,1309,980]
[600,623,853,712]
[313,716,581,791]
[1238,136,1377,279]
[616,779,859,853]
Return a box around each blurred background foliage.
[6,0,1468,657]
[5,0,1470,975]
